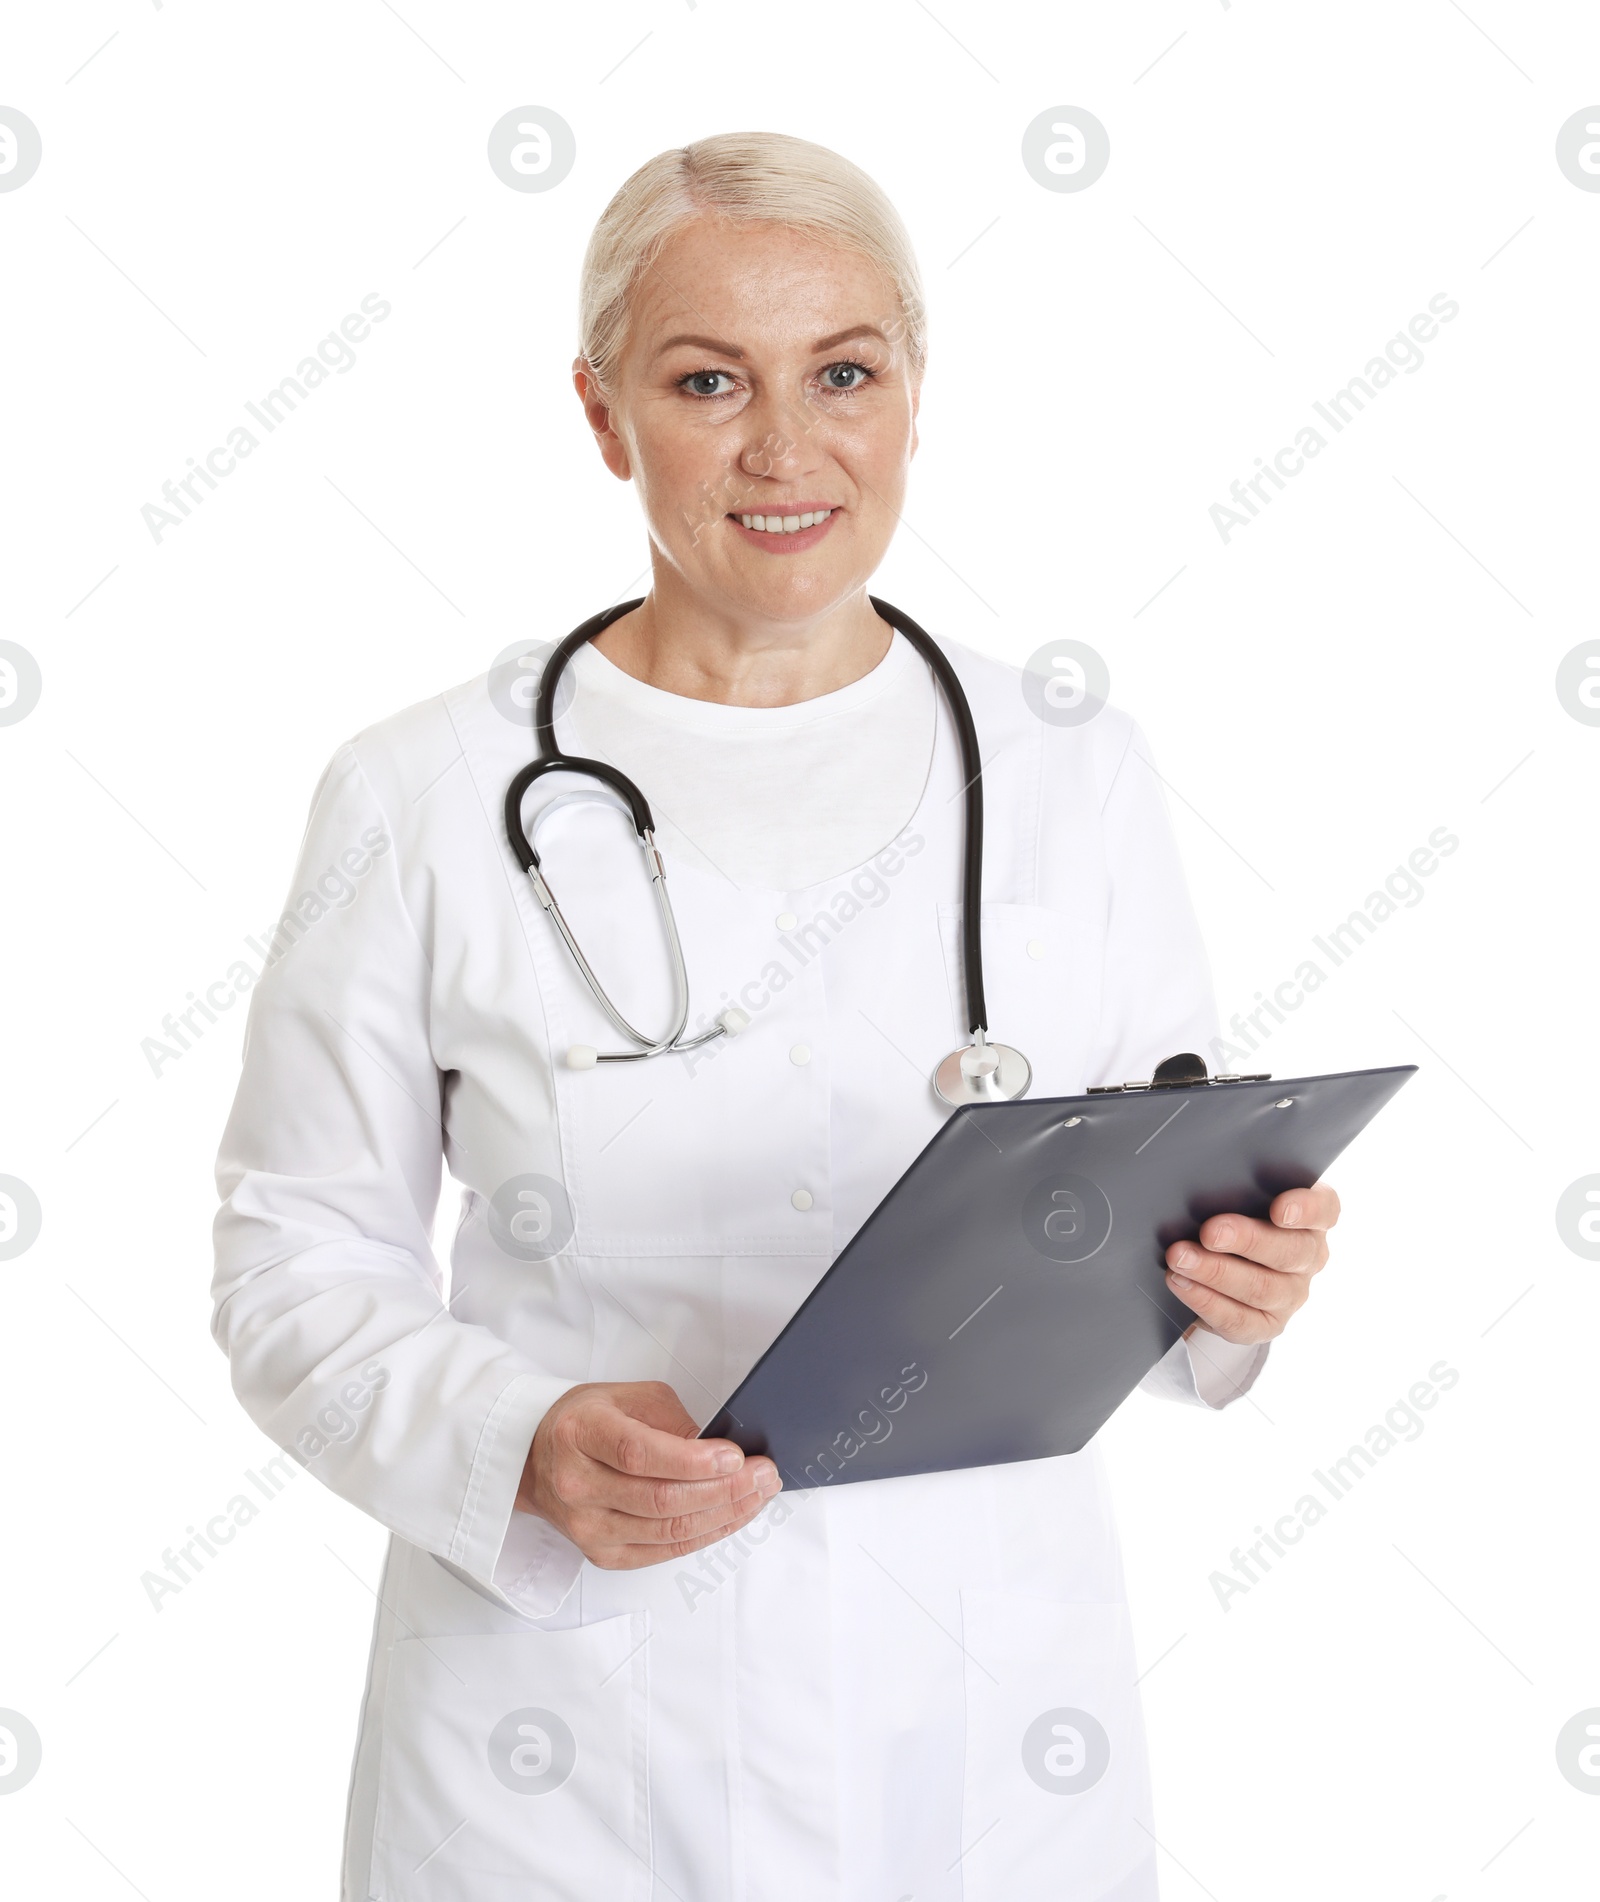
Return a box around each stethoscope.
[503,595,1032,1109]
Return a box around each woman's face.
[577,215,920,628]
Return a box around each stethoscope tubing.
[504,594,993,1057]
[867,596,988,1040]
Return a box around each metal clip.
[1086,1051,1271,1094]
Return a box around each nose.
[735,389,825,484]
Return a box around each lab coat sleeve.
[1081,715,1269,1412]
[1141,1330,1268,1408]
[211,742,580,1614]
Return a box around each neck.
[593,562,891,707]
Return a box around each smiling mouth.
[730,508,835,534]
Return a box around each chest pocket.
[937,902,1104,1100]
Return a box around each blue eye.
[676,361,874,400]
[680,369,737,398]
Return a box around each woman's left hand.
[1164,1183,1341,1345]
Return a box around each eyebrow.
[652,323,890,363]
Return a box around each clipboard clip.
[1086,1051,1271,1095]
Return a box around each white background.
[2,3,1597,1897]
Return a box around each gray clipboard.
[701,1058,1416,1488]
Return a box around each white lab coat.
[211,631,1257,1901]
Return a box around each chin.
[717,566,870,625]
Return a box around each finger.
[1195,1213,1322,1274]
[583,1485,779,1569]
[1167,1242,1303,1317]
[580,1452,780,1524]
[1165,1268,1283,1344]
[1269,1182,1341,1233]
[575,1392,751,1483]
[571,1474,780,1551]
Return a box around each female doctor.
[212,131,1341,1901]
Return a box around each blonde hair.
[578,131,927,395]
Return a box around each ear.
[573,357,632,482]
[908,370,922,461]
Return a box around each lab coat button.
[789,1043,811,1066]
[1027,938,1046,959]
[776,911,798,932]
[791,1189,813,1211]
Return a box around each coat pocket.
[368,1612,650,1902]
[958,1592,1156,1902]
[936,903,1103,1098]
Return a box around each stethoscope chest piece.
[934,1033,1032,1107]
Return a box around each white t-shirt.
[565,630,936,890]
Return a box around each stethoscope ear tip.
[718,1007,751,1037]
[566,1044,599,1071]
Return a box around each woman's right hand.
[516,1380,782,1569]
